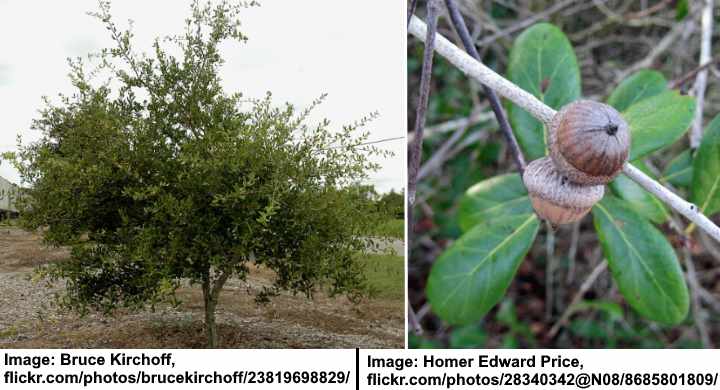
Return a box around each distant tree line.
[347,184,404,220]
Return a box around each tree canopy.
[7,0,388,347]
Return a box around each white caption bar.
[361,349,720,389]
[2,349,720,389]
[1,349,355,389]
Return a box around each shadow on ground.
[0,227,404,348]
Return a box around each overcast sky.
[0,0,405,193]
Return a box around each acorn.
[523,157,604,225]
[548,100,630,185]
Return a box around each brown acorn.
[548,100,630,185]
[523,157,604,225]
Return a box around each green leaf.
[408,333,442,349]
[662,149,693,187]
[569,319,608,341]
[592,197,689,325]
[501,335,519,348]
[507,23,580,160]
[496,298,520,327]
[449,325,487,348]
[676,0,689,20]
[609,161,668,223]
[607,70,667,112]
[457,174,532,232]
[691,115,720,216]
[623,91,695,161]
[426,214,539,325]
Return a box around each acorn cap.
[523,157,604,225]
[548,100,630,185]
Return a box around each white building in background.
[0,175,18,213]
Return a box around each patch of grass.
[0,326,19,339]
[359,253,404,300]
[0,218,18,227]
[372,219,404,240]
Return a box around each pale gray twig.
[408,305,423,335]
[548,259,608,339]
[409,16,555,125]
[409,109,492,142]
[690,0,714,149]
[418,124,470,180]
[566,221,581,283]
[409,17,720,244]
[545,222,556,321]
[624,164,720,243]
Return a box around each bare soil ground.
[0,227,404,348]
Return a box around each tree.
[8,0,387,347]
[378,189,404,219]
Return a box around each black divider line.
[355,348,360,390]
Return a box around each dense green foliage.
[7,0,385,347]
[376,189,404,219]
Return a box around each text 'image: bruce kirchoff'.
[408,0,720,348]
[0,0,406,349]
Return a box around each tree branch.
[408,305,423,335]
[211,268,232,300]
[408,1,442,206]
[409,15,720,244]
[689,0,714,149]
[548,258,607,339]
[407,0,440,340]
[670,58,719,90]
[410,15,555,126]
[623,164,720,243]
[444,0,526,173]
[407,0,419,27]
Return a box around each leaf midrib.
[595,203,682,319]
[467,196,528,225]
[699,171,720,214]
[438,214,536,309]
[661,166,691,182]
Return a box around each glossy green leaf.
[592,197,689,324]
[662,149,693,187]
[427,214,539,325]
[449,325,487,348]
[607,70,667,112]
[691,115,720,216]
[623,91,695,161]
[507,23,580,160]
[457,174,532,232]
[609,161,668,223]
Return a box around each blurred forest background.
[408,0,720,348]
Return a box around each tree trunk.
[202,270,231,348]
[202,278,219,348]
